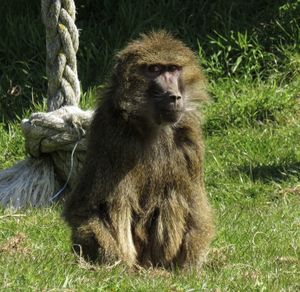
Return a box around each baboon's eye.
[148,64,163,74]
[168,65,181,72]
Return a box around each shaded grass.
[1,0,300,120]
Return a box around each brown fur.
[63,31,214,270]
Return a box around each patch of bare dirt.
[0,232,30,255]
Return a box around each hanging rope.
[41,0,80,111]
[0,0,91,209]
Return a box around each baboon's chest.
[138,145,186,185]
[134,146,193,207]
[130,131,200,218]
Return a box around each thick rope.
[0,1,86,209]
[22,106,92,157]
[41,0,80,111]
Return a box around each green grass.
[1,197,299,291]
[0,122,25,169]
[0,0,300,290]
[0,77,299,290]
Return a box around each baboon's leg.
[175,205,215,269]
[72,216,120,263]
[176,229,210,269]
[143,191,187,267]
[110,200,137,266]
[72,202,137,267]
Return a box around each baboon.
[63,31,214,270]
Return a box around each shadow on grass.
[0,0,296,122]
[238,162,300,182]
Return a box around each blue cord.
[49,141,79,202]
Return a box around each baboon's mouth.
[160,109,183,123]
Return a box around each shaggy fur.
[63,31,214,270]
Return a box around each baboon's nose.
[169,94,183,110]
[169,95,182,102]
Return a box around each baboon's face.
[142,63,184,124]
[113,32,206,128]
